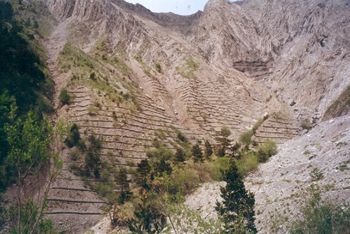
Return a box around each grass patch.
[58,43,139,110]
[176,57,199,78]
[290,186,350,234]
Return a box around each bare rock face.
[241,0,350,120]
[246,116,350,233]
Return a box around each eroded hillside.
[15,0,349,232]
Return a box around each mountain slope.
[39,0,350,232]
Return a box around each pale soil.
[185,116,350,233]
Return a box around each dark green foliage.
[85,135,102,178]
[0,2,56,231]
[156,159,172,175]
[64,124,81,148]
[59,88,71,105]
[8,200,55,234]
[290,187,350,234]
[192,143,203,162]
[137,160,151,178]
[128,193,167,234]
[89,72,96,81]
[204,140,213,158]
[216,162,257,233]
[146,146,174,176]
[216,127,231,157]
[136,159,151,188]
[1,109,52,193]
[117,168,129,191]
[0,92,16,190]
[116,168,132,204]
[0,2,51,113]
[175,148,186,163]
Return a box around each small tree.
[204,140,213,159]
[128,192,167,234]
[192,143,203,162]
[117,168,129,192]
[216,161,257,233]
[216,127,231,156]
[175,148,186,163]
[177,131,187,143]
[136,159,151,188]
[64,123,81,148]
[85,135,102,178]
[116,168,132,204]
[59,88,71,105]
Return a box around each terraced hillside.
[36,0,350,232]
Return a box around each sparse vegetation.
[155,63,162,73]
[192,143,203,162]
[256,140,278,163]
[205,140,213,159]
[310,168,324,181]
[239,129,254,147]
[176,57,199,78]
[290,186,350,234]
[64,123,81,148]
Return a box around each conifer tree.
[216,162,257,233]
[175,148,186,163]
[205,140,213,159]
[192,143,203,162]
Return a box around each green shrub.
[155,63,162,73]
[236,151,259,176]
[59,88,71,105]
[290,187,350,234]
[159,165,201,202]
[64,123,81,148]
[85,135,102,178]
[175,148,186,163]
[89,72,96,80]
[192,143,203,162]
[203,156,231,180]
[310,168,324,181]
[257,140,277,163]
[204,140,213,158]
[177,131,188,143]
[239,130,254,146]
